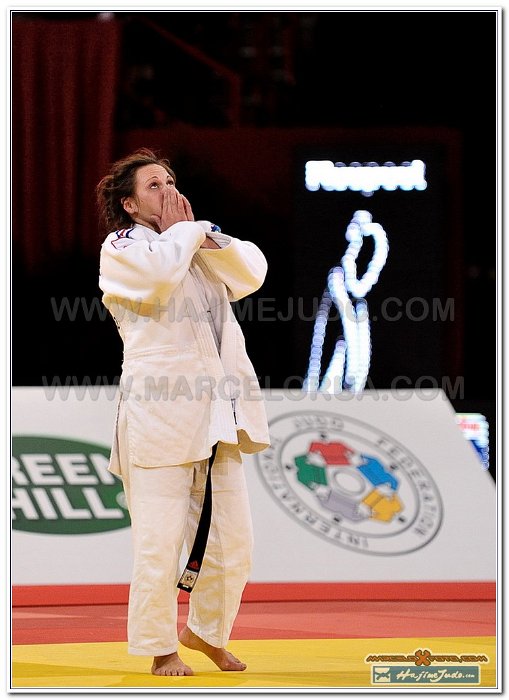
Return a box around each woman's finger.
[166,186,178,213]
[182,196,194,221]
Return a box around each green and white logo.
[12,436,130,534]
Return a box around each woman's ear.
[122,197,137,215]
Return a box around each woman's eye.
[149,182,159,189]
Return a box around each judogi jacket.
[99,220,270,471]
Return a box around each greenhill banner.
[12,436,130,534]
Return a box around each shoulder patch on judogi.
[111,237,134,250]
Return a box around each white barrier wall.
[11,387,496,585]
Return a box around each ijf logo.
[255,411,443,555]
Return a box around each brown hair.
[96,148,175,232]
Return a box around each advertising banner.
[11,387,496,585]
[250,389,496,582]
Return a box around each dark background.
[11,11,498,475]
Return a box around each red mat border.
[12,581,495,607]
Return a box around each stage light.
[303,210,389,394]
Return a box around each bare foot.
[151,652,193,676]
[178,625,247,671]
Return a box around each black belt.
[177,442,218,593]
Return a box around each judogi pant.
[119,442,253,656]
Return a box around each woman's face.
[123,163,175,229]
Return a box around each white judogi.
[100,220,270,470]
[98,220,269,654]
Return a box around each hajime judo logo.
[255,411,443,555]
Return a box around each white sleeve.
[99,221,206,305]
[195,221,268,302]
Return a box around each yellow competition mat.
[12,636,497,689]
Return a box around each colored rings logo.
[255,411,443,555]
[12,436,130,534]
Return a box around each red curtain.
[12,19,121,269]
